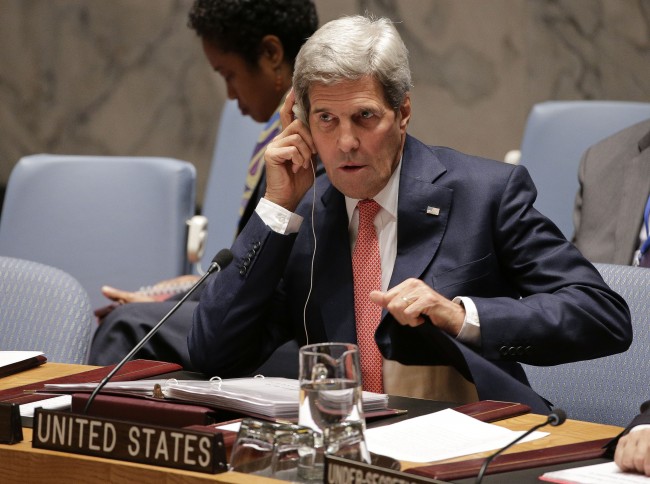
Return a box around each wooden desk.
[0,363,623,483]
[0,362,95,391]
[0,363,275,483]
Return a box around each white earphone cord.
[302,160,317,345]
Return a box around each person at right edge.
[189,15,632,411]
[572,118,650,267]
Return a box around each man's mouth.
[341,164,364,172]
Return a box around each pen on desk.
[22,390,64,396]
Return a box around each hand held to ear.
[263,89,317,212]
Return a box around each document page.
[0,351,46,378]
[540,461,650,483]
[20,395,72,416]
[0,351,44,367]
[364,408,547,462]
[20,395,72,427]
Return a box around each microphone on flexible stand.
[83,248,234,414]
[474,408,567,484]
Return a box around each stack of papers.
[365,408,548,463]
[541,462,650,483]
[43,377,389,420]
[165,378,388,418]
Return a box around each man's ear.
[399,93,412,131]
[259,35,284,68]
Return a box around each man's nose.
[337,121,359,152]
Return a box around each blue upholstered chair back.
[523,263,650,427]
[199,100,264,269]
[519,101,650,239]
[0,155,196,309]
[0,256,95,364]
[198,101,300,377]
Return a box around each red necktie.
[639,195,650,268]
[352,200,384,393]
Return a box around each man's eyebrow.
[311,105,379,114]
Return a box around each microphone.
[475,408,567,484]
[83,248,234,414]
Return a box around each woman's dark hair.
[188,0,318,67]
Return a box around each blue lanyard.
[641,194,650,255]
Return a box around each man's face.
[202,39,279,123]
[308,76,411,200]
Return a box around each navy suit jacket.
[629,401,650,428]
[190,135,631,412]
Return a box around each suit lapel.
[615,136,650,263]
[389,136,451,290]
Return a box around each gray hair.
[293,15,411,123]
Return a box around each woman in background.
[88,0,318,370]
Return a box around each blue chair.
[523,263,650,426]
[518,101,650,239]
[198,100,264,270]
[0,256,95,364]
[196,101,300,377]
[0,155,196,309]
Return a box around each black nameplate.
[325,455,450,484]
[0,402,23,444]
[32,409,227,474]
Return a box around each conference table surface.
[0,363,623,483]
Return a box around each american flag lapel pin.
[426,206,440,216]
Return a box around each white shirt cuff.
[630,424,650,433]
[256,198,303,234]
[453,296,481,347]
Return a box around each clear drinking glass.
[229,418,316,482]
[323,420,370,463]
[298,342,371,478]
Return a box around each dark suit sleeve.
[473,165,632,365]
[629,401,650,428]
[605,400,650,456]
[88,301,197,369]
[188,213,297,376]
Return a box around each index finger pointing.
[280,88,297,130]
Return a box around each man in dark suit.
[190,15,631,411]
[572,118,650,265]
[614,402,650,476]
